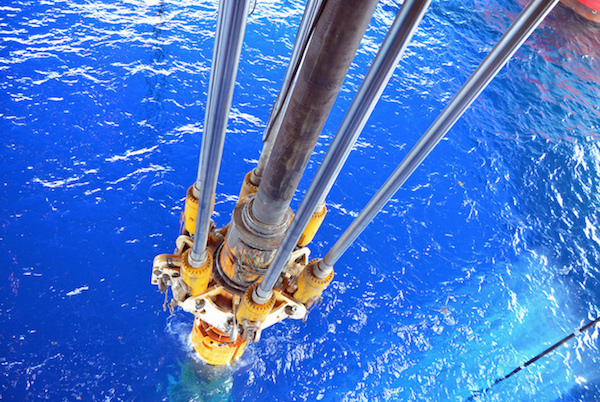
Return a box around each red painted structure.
[561,0,600,22]
[577,0,600,9]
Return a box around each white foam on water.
[66,286,89,296]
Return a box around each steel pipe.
[318,0,560,273]
[260,0,323,142]
[251,0,324,185]
[190,0,250,267]
[255,0,432,301]
[251,0,380,228]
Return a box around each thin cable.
[468,316,600,400]
[248,0,257,17]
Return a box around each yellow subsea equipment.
[183,185,215,235]
[297,204,327,247]
[237,284,276,323]
[294,259,334,304]
[152,220,309,365]
[238,171,259,202]
[191,318,247,365]
[184,185,198,235]
[180,249,213,296]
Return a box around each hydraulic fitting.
[181,249,213,296]
[236,282,276,342]
[184,185,199,235]
[294,259,334,304]
[297,204,327,247]
[238,171,259,202]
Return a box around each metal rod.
[251,0,380,228]
[190,0,250,267]
[319,0,559,272]
[252,0,324,184]
[262,0,322,144]
[254,0,431,301]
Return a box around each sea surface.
[2,0,600,400]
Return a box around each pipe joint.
[252,285,273,305]
[314,259,333,279]
[294,259,334,304]
[182,249,213,296]
[218,197,293,290]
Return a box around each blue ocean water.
[2,0,600,400]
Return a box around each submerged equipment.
[152,0,560,366]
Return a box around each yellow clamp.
[181,249,213,296]
[191,319,247,366]
[236,282,276,324]
[184,185,198,235]
[294,259,333,304]
[297,204,327,247]
[184,185,215,235]
[238,171,259,202]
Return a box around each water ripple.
[2,0,600,400]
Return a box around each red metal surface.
[577,0,600,10]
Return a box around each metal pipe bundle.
[250,0,381,228]
[318,0,560,273]
[256,0,432,301]
[189,0,250,266]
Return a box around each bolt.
[285,305,296,316]
[196,299,205,311]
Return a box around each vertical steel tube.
[255,0,431,301]
[319,0,559,272]
[190,0,250,266]
[220,0,379,293]
[261,0,323,144]
[251,0,380,228]
[251,0,324,184]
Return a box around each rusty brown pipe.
[251,0,380,227]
